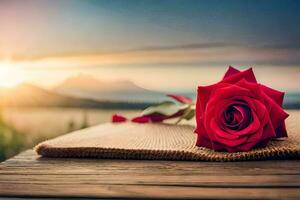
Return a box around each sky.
[0,0,299,92]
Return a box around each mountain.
[54,74,165,102]
[0,83,100,107]
[1,82,299,109]
[0,83,152,109]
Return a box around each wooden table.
[0,150,299,199]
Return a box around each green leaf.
[174,106,195,124]
[182,109,195,120]
[142,101,188,116]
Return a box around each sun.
[0,61,25,88]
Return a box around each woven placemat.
[35,113,300,162]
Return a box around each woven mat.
[35,113,300,162]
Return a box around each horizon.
[0,64,299,93]
[1,71,300,96]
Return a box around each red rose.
[195,66,289,152]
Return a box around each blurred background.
[0,0,299,161]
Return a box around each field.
[0,107,140,161]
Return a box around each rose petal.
[209,119,248,147]
[112,114,127,123]
[208,84,252,106]
[234,105,251,129]
[261,85,284,106]
[260,90,289,136]
[196,85,214,118]
[131,116,152,123]
[211,118,240,140]
[275,122,288,138]
[143,113,166,122]
[197,82,232,117]
[223,66,240,79]
[234,140,257,152]
[222,67,257,83]
[235,78,261,97]
[167,94,193,104]
[225,110,261,136]
[246,113,274,146]
[145,109,186,122]
[195,127,224,151]
[261,120,276,141]
[196,132,213,149]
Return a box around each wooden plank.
[0,184,300,199]
[0,198,66,200]
[0,174,299,187]
[2,151,300,176]
[0,150,299,199]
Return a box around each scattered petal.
[132,116,152,123]
[112,114,127,123]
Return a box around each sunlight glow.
[0,61,25,88]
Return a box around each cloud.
[258,43,300,50]
[0,42,236,61]
[1,41,300,68]
[124,42,235,52]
